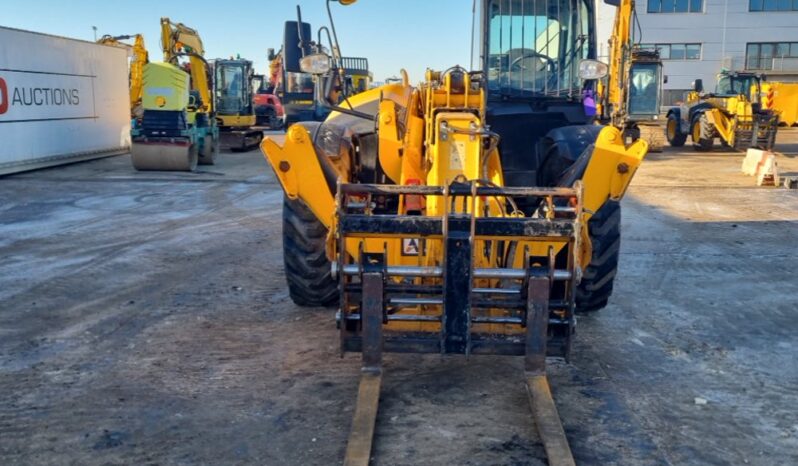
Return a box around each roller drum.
[131,142,198,172]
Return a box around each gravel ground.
[1,130,797,466]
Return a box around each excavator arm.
[604,0,634,124]
[160,18,212,113]
[600,0,665,150]
[97,34,149,114]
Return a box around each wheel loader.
[130,18,219,171]
[666,71,779,151]
[261,1,648,464]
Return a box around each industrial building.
[597,0,798,104]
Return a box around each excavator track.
[220,130,264,152]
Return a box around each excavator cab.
[214,59,263,151]
[627,50,663,120]
[216,60,251,116]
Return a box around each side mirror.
[692,79,703,93]
[603,0,621,5]
[664,75,669,84]
[761,74,768,82]
[337,0,358,4]
[283,20,312,73]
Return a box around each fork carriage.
[335,181,586,361]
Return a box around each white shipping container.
[0,26,131,175]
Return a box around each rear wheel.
[265,108,283,129]
[575,201,621,313]
[666,114,687,147]
[282,196,338,307]
[692,114,714,152]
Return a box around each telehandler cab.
[261,1,648,464]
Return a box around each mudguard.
[537,125,604,186]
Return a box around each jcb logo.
[0,77,8,115]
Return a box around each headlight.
[300,53,331,75]
[578,60,609,80]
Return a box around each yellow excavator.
[214,57,264,151]
[597,0,665,151]
[97,34,149,118]
[261,1,648,465]
[130,18,219,171]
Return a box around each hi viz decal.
[0,70,95,122]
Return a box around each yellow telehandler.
[262,1,648,464]
[666,71,779,151]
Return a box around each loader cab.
[479,0,595,100]
[475,0,603,189]
[715,72,761,100]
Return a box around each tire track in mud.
[1,183,276,308]
[0,182,284,367]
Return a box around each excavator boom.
[600,0,665,150]
[160,18,212,115]
[97,34,149,116]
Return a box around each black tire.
[575,201,621,313]
[666,114,687,147]
[270,114,284,130]
[691,114,714,152]
[282,196,339,307]
[198,135,216,165]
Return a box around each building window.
[746,42,798,69]
[647,0,703,13]
[750,0,798,11]
[640,43,702,60]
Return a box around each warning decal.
[449,141,466,170]
[402,238,422,256]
